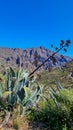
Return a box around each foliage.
[27,83,73,130]
[0,67,43,115]
[0,56,73,130]
[37,60,73,92]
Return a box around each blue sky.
[0,0,73,57]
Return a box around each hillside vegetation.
[37,60,73,92]
[0,60,73,130]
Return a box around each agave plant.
[41,82,64,109]
[0,67,43,127]
[0,67,43,113]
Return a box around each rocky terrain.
[0,47,72,72]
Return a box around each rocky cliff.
[0,47,72,72]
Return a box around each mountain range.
[0,47,72,73]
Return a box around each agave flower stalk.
[28,40,71,77]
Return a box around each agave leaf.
[13,79,24,94]
[17,88,25,101]
[49,91,59,108]
[22,85,42,107]
[23,86,31,99]
[50,88,58,98]
[17,68,28,79]
[13,70,29,94]
[19,71,28,81]
[9,67,15,77]
[29,86,40,100]
[3,91,12,98]
[56,82,64,91]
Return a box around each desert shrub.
[27,88,73,130]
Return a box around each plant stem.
[28,44,66,77]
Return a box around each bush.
[27,88,73,130]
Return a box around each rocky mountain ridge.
[0,47,72,72]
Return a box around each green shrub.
[27,87,73,130]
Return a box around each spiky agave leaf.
[56,82,64,91]
[9,67,15,77]
[23,86,31,99]
[49,90,59,109]
[22,85,43,108]
[13,69,29,94]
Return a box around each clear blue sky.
[0,0,73,57]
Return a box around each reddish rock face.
[0,47,72,72]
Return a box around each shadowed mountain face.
[0,47,72,72]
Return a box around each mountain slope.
[0,47,72,72]
[37,60,73,94]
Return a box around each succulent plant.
[0,67,43,115]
